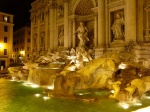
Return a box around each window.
[4,26,8,32]
[28,38,30,43]
[4,49,7,55]
[4,37,7,43]
[3,16,8,22]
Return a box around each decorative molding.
[69,14,94,21]
[91,7,98,16]
[108,0,125,9]
[63,0,70,3]
[50,1,57,9]
[75,0,94,16]
[57,18,64,24]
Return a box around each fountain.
[8,38,150,103]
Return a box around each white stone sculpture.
[111,13,124,40]
[75,22,89,47]
[58,27,64,46]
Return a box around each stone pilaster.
[94,14,98,48]
[72,20,76,48]
[30,17,33,57]
[37,11,40,55]
[63,0,70,49]
[144,7,150,42]
[137,0,144,43]
[49,2,56,52]
[98,0,105,48]
[125,0,136,42]
[45,6,49,51]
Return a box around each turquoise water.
[0,79,150,112]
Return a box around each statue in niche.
[58,27,64,46]
[111,13,124,41]
[75,22,89,47]
[58,5,64,17]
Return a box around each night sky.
[0,0,35,31]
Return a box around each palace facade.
[30,0,150,61]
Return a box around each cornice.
[108,0,125,9]
[63,0,70,3]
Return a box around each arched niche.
[71,0,95,48]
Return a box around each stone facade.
[30,0,150,67]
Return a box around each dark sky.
[0,0,35,31]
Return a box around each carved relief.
[63,0,70,3]
[108,0,125,9]
[58,5,64,17]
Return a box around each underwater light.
[119,102,129,109]
[35,94,41,97]
[31,84,39,88]
[43,96,50,101]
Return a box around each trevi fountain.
[7,23,150,112]
[2,0,150,111]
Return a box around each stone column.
[137,0,144,43]
[53,6,58,50]
[63,0,70,49]
[72,20,76,48]
[98,0,105,48]
[49,3,56,52]
[145,10,149,32]
[94,14,98,48]
[68,20,72,48]
[37,12,40,55]
[30,16,33,57]
[145,9,150,41]
[125,0,136,42]
[45,7,49,51]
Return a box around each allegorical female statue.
[58,27,64,46]
[111,13,124,40]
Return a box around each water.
[0,79,150,112]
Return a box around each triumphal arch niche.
[68,0,96,50]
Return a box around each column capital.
[63,0,70,3]
[50,1,57,9]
